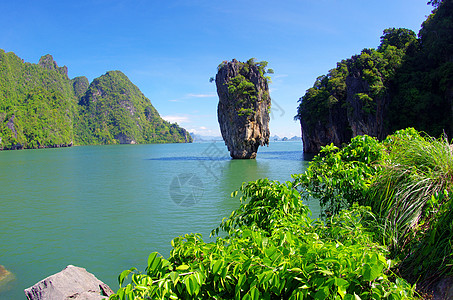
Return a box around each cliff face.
[298,54,391,153]
[297,2,453,153]
[345,57,390,140]
[300,103,351,153]
[216,59,271,159]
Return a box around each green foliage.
[389,0,453,137]
[295,127,453,286]
[297,1,453,141]
[295,61,348,128]
[0,50,76,149]
[365,129,453,281]
[295,33,409,133]
[111,178,416,300]
[0,50,192,149]
[378,28,417,52]
[222,59,273,118]
[75,71,191,145]
[293,135,386,217]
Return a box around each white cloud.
[162,115,191,124]
[186,93,216,98]
[273,74,288,79]
[188,127,221,136]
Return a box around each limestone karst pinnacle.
[216,59,271,159]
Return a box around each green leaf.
[185,275,194,295]
[250,287,260,300]
[211,260,223,274]
[147,252,161,270]
[176,264,190,271]
[118,268,135,287]
[169,271,179,284]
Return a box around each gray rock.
[216,59,271,159]
[0,265,15,292]
[24,265,113,300]
[299,50,390,154]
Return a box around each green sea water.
[0,141,315,299]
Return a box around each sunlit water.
[0,141,316,299]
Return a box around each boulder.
[0,265,15,292]
[216,59,271,159]
[24,265,113,300]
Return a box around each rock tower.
[216,59,271,159]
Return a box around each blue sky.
[1,0,434,137]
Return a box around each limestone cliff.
[297,2,453,153]
[216,59,271,159]
[296,38,408,153]
[71,76,89,99]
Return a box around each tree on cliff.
[296,0,453,153]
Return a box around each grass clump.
[367,128,453,283]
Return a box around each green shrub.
[110,179,416,300]
[293,135,386,217]
[366,128,453,281]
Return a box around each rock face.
[24,265,113,300]
[345,55,390,140]
[296,50,391,154]
[38,54,68,78]
[299,101,351,154]
[0,265,15,292]
[216,59,271,159]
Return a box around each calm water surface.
[0,141,316,299]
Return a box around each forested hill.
[0,50,192,150]
[295,0,453,153]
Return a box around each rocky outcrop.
[0,265,15,292]
[345,54,390,140]
[78,70,192,145]
[24,265,113,300]
[38,54,68,78]
[216,59,271,159]
[300,104,351,153]
[72,76,90,100]
[297,50,392,153]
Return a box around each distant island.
[270,135,301,142]
[189,133,223,142]
[0,51,192,150]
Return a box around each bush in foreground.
[110,179,415,299]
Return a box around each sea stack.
[216,59,271,159]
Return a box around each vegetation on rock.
[294,128,453,294]
[0,50,76,149]
[0,50,191,150]
[76,71,191,145]
[216,58,272,159]
[295,0,453,152]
